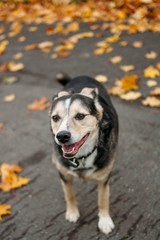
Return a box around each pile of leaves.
[0,0,160,108]
[0,163,30,220]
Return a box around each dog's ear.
[81,87,98,99]
[57,91,70,98]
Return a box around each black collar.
[67,145,97,168]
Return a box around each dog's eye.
[75,113,86,120]
[52,115,61,122]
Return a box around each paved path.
[0,23,160,240]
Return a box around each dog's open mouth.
[62,133,89,158]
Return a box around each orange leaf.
[0,122,4,129]
[27,97,50,111]
[0,204,11,220]
[121,74,140,91]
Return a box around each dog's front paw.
[98,214,115,235]
[66,208,80,223]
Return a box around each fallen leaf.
[13,52,23,60]
[0,163,29,192]
[156,62,160,70]
[150,87,160,96]
[121,74,140,91]
[27,97,50,111]
[58,51,71,58]
[8,62,24,72]
[146,80,157,87]
[28,26,38,32]
[0,63,9,72]
[145,51,158,59]
[120,65,135,72]
[95,74,108,83]
[144,66,160,78]
[108,86,125,96]
[3,76,18,84]
[119,41,128,47]
[0,122,4,129]
[132,41,143,48]
[66,22,79,33]
[0,204,11,220]
[38,41,54,49]
[3,94,16,102]
[109,56,122,64]
[0,40,9,55]
[18,36,26,42]
[25,44,38,51]
[106,35,120,43]
[120,91,142,101]
[142,96,160,107]
[51,53,57,59]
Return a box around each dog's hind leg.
[97,180,115,235]
[59,172,80,223]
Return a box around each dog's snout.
[56,131,71,144]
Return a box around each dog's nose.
[56,131,71,144]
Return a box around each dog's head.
[50,87,103,158]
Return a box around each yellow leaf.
[150,87,160,96]
[146,80,157,87]
[66,22,79,33]
[132,41,143,48]
[119,41,128,47]
[28,26,38,32]
[94,48,105,55]
[108,86,125,96]
[95,75,108,83]
[144,66,160,78]
[3,94,16,102]
[120,91,142,101]
[0,40,9,55]
[13,52,23,60]
[142,96,160,107]
[0,204,11,220]
[106,35,120,43]
[25,44,37,51]
[145,51,158,59]
[109,56,122,64]
[0,163,29,192]
[120,65,135,72]
[38,41,54,49]
[8,62,24,72]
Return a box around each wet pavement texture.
[0,23,160,240]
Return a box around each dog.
[49,74,118,235]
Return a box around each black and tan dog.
[50,75,118,235]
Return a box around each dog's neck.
[66,145,97,168]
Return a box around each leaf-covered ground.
[0,0,160,108]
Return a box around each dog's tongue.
[62,134,89,157]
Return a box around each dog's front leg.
[97,180,115,235]
[59,172,80,223]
